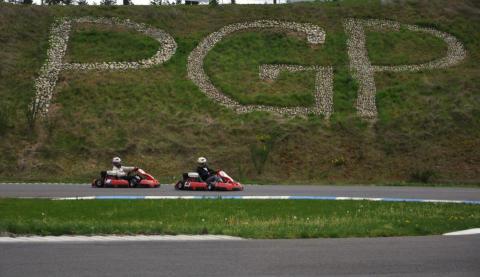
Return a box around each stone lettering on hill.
[187,20,333,118]
[32,17,177,118]
[33,17,466,121]
[343,18,466,120]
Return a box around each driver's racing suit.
[197,166,222,187]
[107,166,136,177]
[107,166,139,184]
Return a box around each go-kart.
[92,168,160,188]
[175,170,243,191]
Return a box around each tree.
[100,0,116,5]
[150,0,162,4]
[102,0,116,4]
[123,0,130,4]
[231,0,235,4]
[77,0,88,5]
[209,0,217,5]
[22,0,33,4]
[45,0,62,4]
[45,0,75,4]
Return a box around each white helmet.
[112,157,121,163]
[197,157,207,164]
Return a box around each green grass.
[1,199,478,238]
[65,24,160,63]
[366,27,448,65]
[0,1,479,185]
[205,30,334,107]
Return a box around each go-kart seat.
[183,172,201,181]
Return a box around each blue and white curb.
[50,195,480,204]
[0,234,243,243]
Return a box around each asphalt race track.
[1,235,479,277]
[1,183,480,200]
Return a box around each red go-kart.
[175,170,243,191]
[92,168,160,188]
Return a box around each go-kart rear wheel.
[94,179,104,188]
[129,180,138,188]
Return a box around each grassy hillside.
[0,0,479,185]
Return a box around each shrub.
[0,106,12,135]
[410,169,436,183]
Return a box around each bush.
[0,106,11,135]
[410,169,436,183]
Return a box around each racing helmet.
[197,157,207,166]
[112,157,122,167]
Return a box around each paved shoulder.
[1,235,479,276]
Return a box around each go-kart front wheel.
[94,179,104,188]
[175,181,184,190]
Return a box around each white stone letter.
[344,18,466,120]
[187,20,333,117]
[32,17,177,118]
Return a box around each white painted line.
[422,199,463,204]
[52,196,96,200]
[443,228,480,236]
[0,235,243,243]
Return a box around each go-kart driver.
[106,157,140,185]
[196,157,222,189]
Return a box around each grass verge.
[0,199,478,239]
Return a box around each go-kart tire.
[94,179,104,188]
[129,180,138,188]
[207,184,214,191]
[175,181,184,190]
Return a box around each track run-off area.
[1,183,479,276]
[1,235,479,276]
